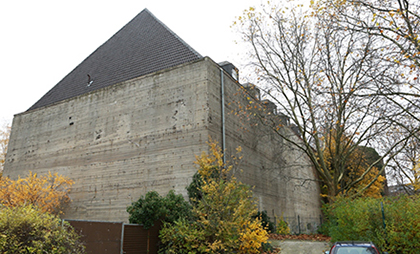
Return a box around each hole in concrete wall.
[95,130,102,140]
[69,122,74,126]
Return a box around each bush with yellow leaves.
[0,171,74,214]
[159,142,269,254]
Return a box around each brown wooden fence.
[66,219,161,254]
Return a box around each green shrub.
[383,195,420,253]
[322,195,420,253]
[327,197,380,242]
[275,215,290,235]
[0,205,85,254]
[261,242,274,252]
[127,190,192,229]
[253,210,275,233]
[159,219,207,254]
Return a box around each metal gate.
[122,223,161,254]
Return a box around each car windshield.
[335,247,377,254]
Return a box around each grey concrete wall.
[4,57,321,227]
[205,59,322,228]
[5,59,211,221]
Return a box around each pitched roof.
[28,9,202,111]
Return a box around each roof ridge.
[27,8,203,111]
[143,9,202,59]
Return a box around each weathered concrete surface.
[4,57,322,227]
[270,240,330,254]
[207,59,322,233]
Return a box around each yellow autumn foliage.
[321,131,385,199]
[194,142,268,253]
[239,219,270,253]
[160,141,268,253]
[0,171,74,214]
[357,166,386,198]
[408,161,420,191]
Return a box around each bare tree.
[234,2,419,200]
[385,123,420,193]
[323,0,420,68]
[318,0,420,190]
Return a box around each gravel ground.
[269,239,331,254]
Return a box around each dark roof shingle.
[28,9,202,111]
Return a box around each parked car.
[324,241,388,254]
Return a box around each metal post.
[120,223,125,254]
[298,215,301,235]
[381,202,386,231]
[381,202,388,244]
[220,68,226,166]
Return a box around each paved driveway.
[269,239,330,254]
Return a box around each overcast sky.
[0,0,273,126]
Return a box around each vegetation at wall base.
[0,205,85,254]
[127,190,193,229]
[275,215,291,235]
[130,142,270,253]
[321,195,420,253]
[253,211,276,234]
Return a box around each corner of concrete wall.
[202,58,322,232]
[3,57,322,230]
